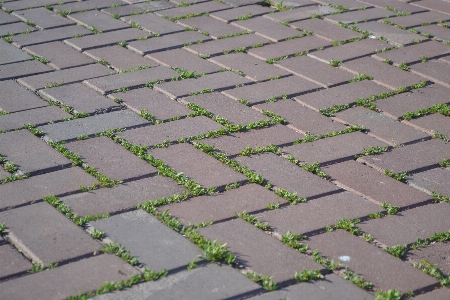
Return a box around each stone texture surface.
[67,10,130,32]
[12,25,91,48]
[121,13,185,36]
[408,113,450,138]
[178,16,247,39]
[0,60,53,82]
[154,1,231,18]
[324,7,396,24]
[210,5,275,23]
[409,167,450,196]
[412,288,450,300]
[263,5,338,23]
[231,17,305,42]
[388,11,450,29]
[102,2,177,17]
[0,106,71,132]
[12,8,74,30]
[0,80,47,113]
[407,241,450,276]
[0,41,32,66]
[0,243,33,280]
[290,18,362,42]
[410,59,450,88]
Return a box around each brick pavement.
[1,1,450,299]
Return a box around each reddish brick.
[12,8,74,30]
[109,88,192,121]
[410,59,450,88]
[0,244,32,279]
[83,66,178,95]
[0,106,71,132]
[102,2,177,17]
[388,11,450,29]
[67,10,130,32]
[413,24,450,41]
[0,254,139,300]
[263,6,339,23]
[307,230,438,292]
[0,42,33,66]
[0,61,53,81]
[154,2,231,19]
[17,64,111,92]
[23,41,94,70]
[231,17,304,42]
[290,18,362,42]
[412,0,450,15]
[121,13,185,36]
[147,48,222,74]
[358,139,450,174]
[127,31,213,55]
[11,25,90,48]
[117,116,224,146]
[407,242,450,276]
[359,0,426,13]
[203,125,304,156]
[0,10,21,25]
[282,131,389,165]
[236,152,341,198]
[160,183,287,225]
[323,160,432,207]
[413,288,450,300]
[355,22,428,47]
[210,5,275,23]
[408,113,450,138]
[54,0,122,13]
[0,80,47,113]
[199,218,323,283]
[223,76,321,105]
[178,16,248,39]
[409,167,450,198]
[325,8,396,24]
[62,176,186,216]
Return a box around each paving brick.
[64,28,147,51]
[236,152,341,197]
[155,71,252,99]
[147,48,222,74]
[160,183,287,225]
[282,131,389,165]
[263,6,338,23]
[65,136,158,181]
[247,36,331,60]
[0,129,72,175]
[412,0,450,15]
[39,83,120,115]
[231,17,304,42]
[325,7,396,24]
[358,0,425,13]
[412,288,450,300]
[247,273,374,300]
[0,169,10,181]
[63,175,186,216]
[0,202,102,265]
[150,143,247,188]
[223,76,321,105]
[91,210,203,270]
[67,10,130,33]
[274,0,318,8]
[0,22,35,37]
[128,31,212,55]
[0,41,32,66]
[413,24,450,41]
[54,0,124,14]
[102,2,177,17]
[11,25,91,48]
[323,160,432,207]
[23,41,94,70]
[308,38,390,63]
[290,18,362,42]
[358,139,450,174]
[408,113,450,138]
[409,167,450,196]
[0,106,71,132]
[39,110,150,142]
[210,5,275,23]
[17,64,111,92]
[199,218,323,283]
[0,80,47,113]
[93,263,261,300]
[1,0,77,12]
[83,66,178,95]
[221,0,264,7]
[410,59,450,88]
[0,254,139,300]
[154,2,231,19]
[0,244,32,280]
[0,167,97,211]
[340,57,428,90]
[178,16,248,39]
[0,60,53,82]
[407,242,450,276]
[388,11,450,29]
[121,13,185,36]
[181,92,271,124]
[312,0,371,10]
[108,88,192,121]
[170,0,210,5]
[355,22,428,46]
[307,230,438,292]
[184,33,270,57]
[0,10,21,25]
[12,8,74,30]
[294,80,390,111]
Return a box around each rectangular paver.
[354,21,428,46]
[408,113,450,138]
[102,2,177,17]
[210,5,275,23]
[121,13,185,35]
[388,11,450,29]
[231,17,305,42]
[290,18,362,42]
[67,10,130,32]
[0,41,32,66]
[410,59,450,88]
[0,243,32,280]
[324,7,396,24]
[0,60,53,82]
[263,5,338,23]
[0,80,47,113]
[12,8,74,30]
[154,2,231,19]
[0,22,36,37]
[178,16,248,39]
[408,167,450,197]
[11,25,91,48]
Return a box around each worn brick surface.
[121,13,184,36]
[312,0,371,10]
[12,8,74,30]
[0,22,36,37]
[355,21,429,46]
[210,5,275,23]
[67,10,130,32]
[0,80,47,113]
[199,218,323,283]
[23,41,94,70]
[0,106,71,132]
[127,31,212,55]
[11,25,91,48]
[231,17,305,42]
[325,7,396,24]
[0,60,53,82]
[0,42,32,66]
[410,59,450,88]
[92,210,202,270]
[147,48,222,74]
[178,16,248,39]
[264,6,338,23]
[160,184,286,225]
[0,169,10,181]
[307,230,438,292]
[236,153,341,198]
[0,167,97,211]
[102,2,177,17]
[408,113,450,138]
[290,18,362,42]
[117,116,223,146]
[411,0,450,15]
[388,11,450,29]
[0,10,21,25]
[54,0,123,13]
[150,143,247,188]
[0,243,32,280]
[0,255,139,300]
[62,176,186,216]
[323,160,432,207]
[154,2,231,18]
[412,288,450,300]
[359,0,425,13]
[221,0,264,7]
[223,76,321,105]
[83,66,178,95]
[1,0,77,11]
[409,167,450,196]
[0,202,102,265]
[407,242,450,275]
[155,71,252,99]
[282,131,389,165]
[413,24,450,41]
[359,138,449,174]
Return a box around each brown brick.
[231,17,305,42]
[388,11,450,29]
[210,5,275,23]
[0,60,53,82]
[154,2,231,19]
[408,113,450,138]
[263,6,338,23]
[12,8,74,30]
[0,80,47,113]
[0,244,32,280]
[413,24,450,41]
[178,16,248,39]
[407,242,450,276]
[102,2,177,17]
[412,0,450,15]
[0,106,71,132]
[11,25,90,48]
[290,18,362,42]
[323,160,432,207]
[67,10,130,32]
[325,7,396,24]
[410,59,450,88]
[409,167,450,196]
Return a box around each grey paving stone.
[0,41,32,66]
[38,83,120,115]
[408,113,450,138]
[324,7,396,24]
[62,175,186,216]
[0,254,140,300]
[410,59,450,89]
[222,0,264,7]
[412,288,450,300]
[388,11,450,29]
[0,22,36,37]
[231,17,304,42]
[154,1,232,19]
[91,210,202,270]
[54,0,123,13]
[102,2,177,17]
[407,241,450,276]
[67,10,130,32]
[0,202,102,265]
[0,60,53,81]
[1,0,77,11]
[210,5,275,23]
[0,244,33,280]
[290,18,362,42]
[12,8,74,30]
[358,0,425,13]
[122,13,185,35]
[39,109,150,142]
[275,0,319,8]
[150,143,247,188]
[155,71,252,99]
[236,153,341,198]
[0,168,10,181]
[83,66,178,95]
[413,24,450,41]
[0,106,71,132]
[11,25,91,48]
[178,16,247,39]
[263,5,338,23]
[0,10,21,25]
[17,64,111,92]
[93,263,262,300]
[0,80,47,113]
